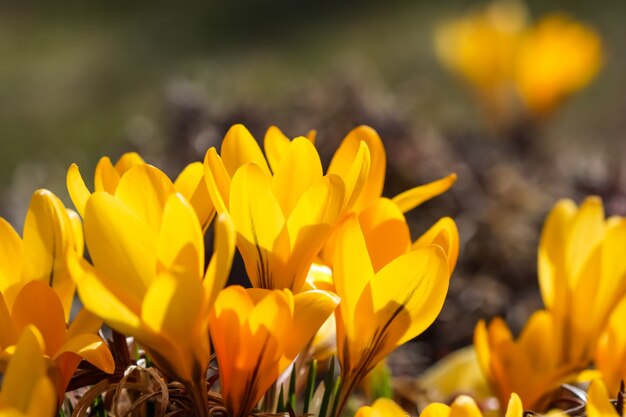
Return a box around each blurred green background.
[1,0,625,367]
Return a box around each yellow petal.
[449,395,483,417]
[114,152,145,173]
[359,198,411,272]
[413,217,460,273]
[0,218,22,305]
[392,173,457,214]
[54,334,114,374]
[420,403,451,417]
[94,156,120,194]
[174,162,215,231]
[157,194,204,280]
[66,209,84,256]
[67,309,103,338]
[285,175,345,292]
[340,140,371,212]
[371,398,409,417]
[271,137,323,215]
[21,189,76,318]
[329,126,386,211]
[263,125,291,173]
[204,214,236,309]
[84,192,157,298]
[66,163,91,217]
[282,290,340,361]
[370,245,449,348]
[505,393,524,417]
[230,163,288,289]
[0,293,17,350]
[587,379,619,417]
[113,165,175,232]
[0,326,52,413]
[333,216,375,335]
[565,196,604,288]
[203,147,232,214]
[220,124,271,177]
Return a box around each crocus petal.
[0,293,17,349]
[114,165,175,232]
[204,147,232,214]
[449,395,483,417]
[67,309,103,338]
[392,173,457,214]
[505,393,524,417]
[204,214,236,309]
[66,209,84,256]
[412,217,460,273]
[230,163,288,289]
[157,194,204,281]
[358,198,411,272]
[420,403,452,417]
[285,175,345,292]
[340,140,371,212]
[271,137,323,215]
[0,218,22,304]
[220,124,271,177]
[0,326,53,413]
[174,162,215,231]
[371,398,410,417]
[329,126,386,211]
[21,189,76,318]
[84,192,157,298]
[11,281,66,357]
[54,334,114,374]
[66,163,91,217]
[263,125,291,173]
[114,152,145,173]
[369,245,449,348]
[94,156,120,194]
[587,379,619,417]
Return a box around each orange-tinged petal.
[271,137,323,215]
[359,198,411,272]
[66,163,91,217]
[157,194,204,280]
[230,163,288,289]
[84,192,157,298]
[0,293,17,350]
[11,282,66,358]
[21,189,76,318]
[263,125,291,173]
[329,126,386,211]
[0,218,22,303]
[413,217,460,273]
[114,165,175,232]
[392,173,457,214]
[54,334,114,374]
[204,214,236,309]
[204,147,231,214]
[370,245,449,348]
[285,175,345,292]
[473,320,491,379]
[220,124,271,177]
[114,152,145,173]
[94,156,120,194]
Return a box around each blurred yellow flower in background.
[0,326,56,417]
[209,285,339,417]
[420,393,524,417]
[355,398,408,417]
[435,0,603,129]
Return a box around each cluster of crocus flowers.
[435,0,602,130]
[474,196,626,411]
[0,123,462,416]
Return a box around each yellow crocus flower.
[67,164,236,415]
[355,398,409,417]
[67,152,214,231]
[0,326,56,417]
[209,285,339,417]
[420,393,524,417]
[587,379,622,417]
[0,282,114,404]
[515,14,603,115]
[205,125,351,292]
[333,215,452,414]
[0,189,82,320]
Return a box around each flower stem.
[187,379,211,417]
